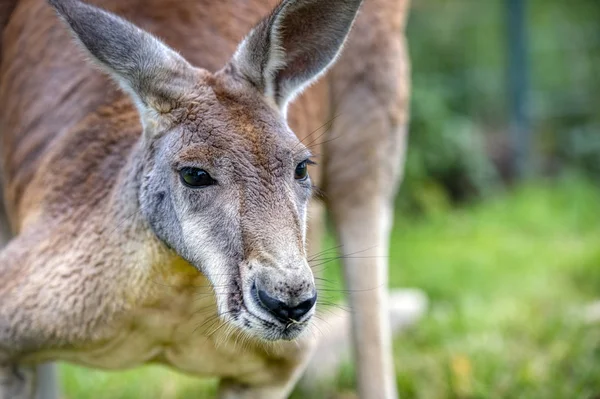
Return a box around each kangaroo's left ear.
[48,0,199,136]
[231,0,363,116]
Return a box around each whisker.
[307,244,345,262]
[293,113,343,151]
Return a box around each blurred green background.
[59,0,600,397]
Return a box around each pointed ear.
[48,0,197,134]
[232,0,363,115]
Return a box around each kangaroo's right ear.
[231,0,363,117]
[48,0,198,136]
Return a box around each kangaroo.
[0,0,411,398]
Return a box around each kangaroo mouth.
[211,266,314,341]
[220,284,312,341]
[240,308,310,341]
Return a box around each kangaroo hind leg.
[324,4,411,396]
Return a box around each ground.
[59,176,600,398]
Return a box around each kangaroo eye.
[294,161,309,181]
[179,167,216,188]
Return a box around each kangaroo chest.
[26,274,279,383]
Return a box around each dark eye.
[179,167,216,188]
[294,161,309,181]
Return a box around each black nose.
[253,284,317,322]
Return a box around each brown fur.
[0,0,410,398]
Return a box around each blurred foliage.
[402,0,600,214]
[387,175,600,398]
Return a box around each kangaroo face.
[50,0,362,340]
[139,73,316,340]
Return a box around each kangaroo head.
[49,0,362,341]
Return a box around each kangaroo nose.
[253,283,317,322]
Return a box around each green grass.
[60,176,600,398]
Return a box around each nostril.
[289,292,317,321]
[255,286,289,320]
[252,282,316,323]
